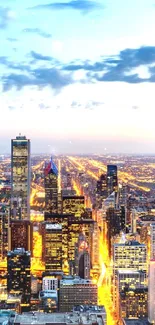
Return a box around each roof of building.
[14,312,106,325]
[60,277,96,286]
[114,241,145,247]
[117,270,145,275]
[123,319,149,325]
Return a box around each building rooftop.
[60,277,95,285]
[7,248,31,256]
[114,241,145,247]
[14,312,106,325]
[117,270,145,275]
[123,319,149,325]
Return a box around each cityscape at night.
[1,0,155,324]
[0,139,155,324]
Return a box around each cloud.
[31,0,101,13]
[64,46,155,83]
[23,28,52,38]
[30,51,53,61]
[0,56,31,72]
[2,68,73,91]
[71,100,104,109]
[0,7,15,29]
[132,105,139,110]
[7,37,18,42]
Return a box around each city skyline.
[1,0,155,153]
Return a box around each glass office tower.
[11,135,30,220]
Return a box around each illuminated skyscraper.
[44,213,69,264]
[113,241,147,275]
[107,165,118,195]
[62,195,85,217]
[68,216,94,275]
[0,205,9,258]
[8,220,33,252]
[96,174,107,197]
[45,158,58,213]
[7,248,31,312]
[75,233,90,279]
[11,135,30,220]
[42,222,63,272]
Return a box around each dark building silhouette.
[45,158,58,214]
[107,165,118,195]
[8,220,33,252]
[7,248,31,312]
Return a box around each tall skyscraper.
[96,174,107,197]
[107,165,118,195]
[11,135,30,220]
[7,248,31,312]
[42,222,63,272]
[0,205,9,259]
[45,158,58,214]
[75,233,90,279]
[8,220,33,252]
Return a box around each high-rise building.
[11,135,30,220]
[45,158,58,214]
[62,195,85,217]
[106,207,122,257]
[44,213,69,266]
[150,224,155,259]
[68,216,94,274]
[148,260,155,323]
[113,241,147,275]
[42,222,63,272]
[59,277,98,312]
[0,205,9,258]
[107,165,118,195]
[75,233,90,279]
[116,270,146,292]
[120,287,148,319]
[8,220,33,252]
[96,174,107,197]
[7,248,31,312]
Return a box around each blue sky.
[1,0,155,153]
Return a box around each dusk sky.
[1,0,155,154]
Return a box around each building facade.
[11,135,30,220]
[7,248,31,312]
[45,158,58,214]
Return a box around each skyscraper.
[11,135,30,220]
[42,222,63,272]
[113,241,147,275]
[0,205,9,259]
[107,165,118,195]
[96,174,107,197]
[8,220,33,252]
[7,248,31,312]
[45,158,58,214]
